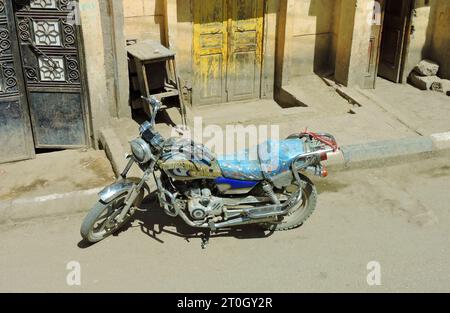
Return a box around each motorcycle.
[80,96,339,245]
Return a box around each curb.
[326,132,450,170]
[0,188,102,224]
[341,136,434,165]
[99,128,129,178]
[99,127,142,179]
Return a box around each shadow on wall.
[410,0,450,80]
[308,0,339,76]
[281,0,339,80]
[427,0,450,79]
[274,0,340,108]
[176,0,192,23]
[123,0,167,45]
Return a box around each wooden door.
[378,0,411,83]
[193,0,228,106]
[192,0,264,105]
[0,0,35,163]
[362,0,385,89]
[226,0,263,102]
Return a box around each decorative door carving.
[15,0,88,148]
[0,0,35,163]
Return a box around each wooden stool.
[127,40,186,125]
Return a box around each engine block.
[188,188,224,220]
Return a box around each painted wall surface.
[99,0,133,119]
[80,0,111,144]
[122,0,167,44]
[429,0,450,79]
[167,0,193,87]
[403,0,434,82]
[343,0,374,87]
[283,0,341,82]
[334,0,356,85]
[262,0,279,98]
[343,0,450,86]
[403,0,450,81]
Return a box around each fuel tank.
[158,137,222,180]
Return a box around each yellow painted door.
[193,0,228,105]
[193,0,264,105]
[226,0,264,102]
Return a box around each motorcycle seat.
[217,139,305,181]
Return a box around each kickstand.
[201,230,211,249]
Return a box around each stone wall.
[334,0,356,85]
[283,0,341,82]
[79,0,110,146]
[166,0,193,86]
[122,0,167,45]
[429,0,450,79]
[341,0,374,87]
[336,0,450,87]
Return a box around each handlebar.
[141,95,161,110]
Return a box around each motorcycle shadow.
[121,192,276,244]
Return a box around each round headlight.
[130,138,152,163]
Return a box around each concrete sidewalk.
[181,75,420,146]
[0,149,115,224]
[356,77,450,136]
[100,72,450,176]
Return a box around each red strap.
[300,131,339,152]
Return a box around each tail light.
[320,153,328,161]
[305,165,328,177]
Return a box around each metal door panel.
[0,0,35,163]
[28,91,85,147]
[15,0,88,148]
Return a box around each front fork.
[115,157,154,223]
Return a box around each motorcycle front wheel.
[80,189,144,243]
[261,174,317,231]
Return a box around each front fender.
[98,179,137,203]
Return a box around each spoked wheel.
[80,190,144,243]
[261,174,317,231]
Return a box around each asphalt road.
[1,155,450,292]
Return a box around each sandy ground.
[0,154,449,292]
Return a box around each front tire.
[80,189,144,243]
[262,174,317,231]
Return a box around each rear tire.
[261,174,317,231]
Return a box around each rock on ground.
[414,59,440,76]
[409,73,441,90]
[442,80,450,96]
[430,79,450,94]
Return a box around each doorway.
[378,0,413,83]
[0,0,89,164]
[192,0,264,106]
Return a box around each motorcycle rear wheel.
[261,174,317,231]
[80,189,144,243]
